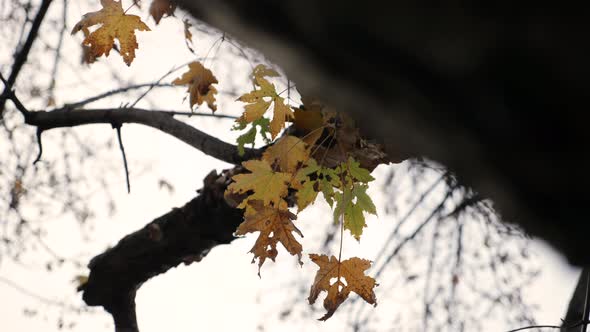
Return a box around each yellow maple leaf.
[308,254,377,321]
[262,135,310,174]
[71,0,150,66]
[235,201,302,273]
[172,61,218,112]
[149,0,176,24]
[237,64,294,139]
[227,159,290,209]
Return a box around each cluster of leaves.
[224,65,379,319]
[72,0,380,320]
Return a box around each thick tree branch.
[25,107,260,165]
[79,168,245,332]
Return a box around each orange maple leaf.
[172,61,218,112]
[71,0,150,66]
[262,135,310,174]
[149,0,176,24]
[308,254,377,321]
[235,201,303,273]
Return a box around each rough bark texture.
[175,1,590,265]
[79,168,244,332]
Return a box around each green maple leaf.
[233,117,271,156]
[352,184,377,215]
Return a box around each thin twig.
[47,0,67,99]
[0,0,53,115]
[63,83,174,109]
[0,73,30,119]
[33,128,43,164]
[115,125,131,193]
[0,275,81,311]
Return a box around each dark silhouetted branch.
[79,168,245,332]
[25,107,260,165]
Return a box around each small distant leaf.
[71,0,150,66]
[149,0,176,24]
[73,274,89,289]
[172,61,218,111]
[308,254,377,321]
[235,201,302,274]
[183,19,193,43]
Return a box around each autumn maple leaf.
[226,159,290,210]
[308,254,377,321]
[71,0,150,66]
[237,64,294,139]
[235,201,303,273]
[262,135,310,174]
[172,61,218,111]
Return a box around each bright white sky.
[0,2,582,332]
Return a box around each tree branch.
[79,168,245,332]
[25,107,260,165]
[0,0,53,116]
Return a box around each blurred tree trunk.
[175,0,590,266]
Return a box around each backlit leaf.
[262,135,309,173]
[227,159,290,209]
[237,64,293,139]
[172,61,218,111]
[235,201,302,274]
[71,0,150,66]
[308,254,377,321]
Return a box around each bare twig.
[0,275,81,311]
[114,125,131,193]
[0,73,31,119]
[47,0,67,99]
[0,0,53,116]
[33,128,43,164]
[63,83,175,110]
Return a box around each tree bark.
[79,168,244,332]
